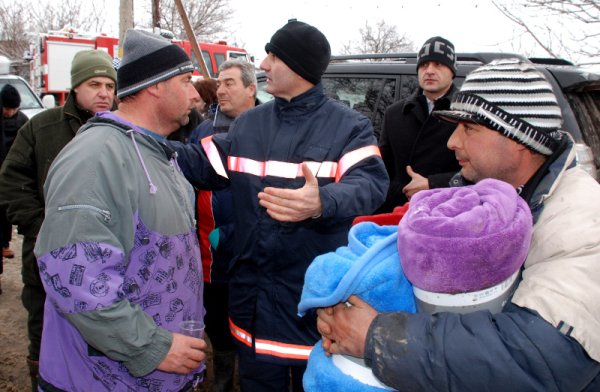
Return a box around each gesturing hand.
[258,163,322,222]
[402,165,429,200]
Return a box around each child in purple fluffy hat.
[299,178,533,391]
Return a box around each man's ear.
[146,82,162,98]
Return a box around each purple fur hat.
[398,179,532,294]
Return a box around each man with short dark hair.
[174,20,388,392]
[317,58,600,391]
[0,49,116,392]
[378,36,461,211]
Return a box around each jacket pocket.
[58,204,112,223]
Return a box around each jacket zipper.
[57,205,112,222]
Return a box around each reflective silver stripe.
[201,136,228,179]
[255,339,312,360]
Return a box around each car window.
[399,75,419,101]
[256,80,273,104]
[321,77,396,139]
[0,79,43,110]
[256,76,397,138]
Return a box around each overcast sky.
[110,0,597,69]
[227,0,525,63]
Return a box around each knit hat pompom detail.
[265,20,331,85]
[117,29,194,99]
[70,49,117,89]
[434,58,563,155]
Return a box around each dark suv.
[256,53,600,180]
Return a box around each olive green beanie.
[70,49,117,89]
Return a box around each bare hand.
[157,333,207,374]
[316,295,378,358]
[258,163,322,222]
[402,165,429,200]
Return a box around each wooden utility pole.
[119,0,134,57]
[174,0,210,79]
[152,0,161,33]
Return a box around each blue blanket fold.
[298,222,415,316]
[299,221,416,392]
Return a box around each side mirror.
[42,94,56,109]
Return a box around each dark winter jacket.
[0,92,93,286]
[193,108,237,284]
[364,135,600,391]
[1,110,27,162]
[174,83,389,365]
[378,86,460,212]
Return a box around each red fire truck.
[31,28,250,105]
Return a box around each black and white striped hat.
[434,58,563,155]
[117,29,194,99]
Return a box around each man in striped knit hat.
[316,58,600,391]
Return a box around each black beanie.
[265,20,331,85]
[417,36,457,76]
[0,84,21,109]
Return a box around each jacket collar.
[450,132,577,223]
[403,83,457,116]
[523,132,576,222]
[273,83,327,118]
[62,92,92,126]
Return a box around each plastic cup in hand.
[179,320,205,338]
[179,320,206,388]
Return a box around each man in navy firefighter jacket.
[173,20,389,391]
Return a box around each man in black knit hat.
[172,19,388,391]
[0,84,27,259]
[377,36,461,212]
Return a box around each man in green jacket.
[0,49,116,392]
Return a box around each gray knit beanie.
[434,58,563,155]
[117,29,194,99]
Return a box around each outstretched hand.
[316,295,378,358]
[402,165,429,200]
[258,163,322,222]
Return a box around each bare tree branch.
[158,0,233,40]
[341,19,414,56]
[0,2,30,59]
[492,0,600,64]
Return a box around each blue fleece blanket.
[298,222,416,391]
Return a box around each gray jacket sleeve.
[67,301,172,377]
[364,303,600,392]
